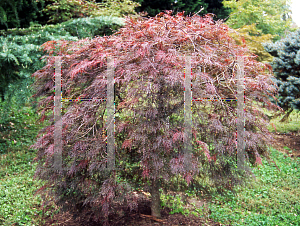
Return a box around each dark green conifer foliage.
[0,0,47,30]
[0,16,125,153]
[0,16,125,103]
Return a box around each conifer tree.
[264,29,300,122]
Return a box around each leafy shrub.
[228,24,275,63]
[43,0,141,24]
[223,0,294,39]
[31,10,282,224]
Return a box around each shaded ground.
[41,193,227,226]
[270,131,300,158]
[42,208,225,226]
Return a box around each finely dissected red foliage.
[31,10,283,223]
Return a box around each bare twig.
[194,7,205,16]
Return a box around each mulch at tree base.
[41,198,228,226]
[42,207,227,226]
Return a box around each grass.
[0,101,53,225]
[207,147,300,225]
[0,149,46,225]
[251,100,300,134]
[160,147,300,225]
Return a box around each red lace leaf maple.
[31,10,283,223]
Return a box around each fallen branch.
[140,214,165,223]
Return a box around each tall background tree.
[121,0,206,18]
[0,0,47,30]
[128,0,231,19]
[31,11,282,224]
[223,0,293,39]
[204,0,231,19]
[223,0,296,64]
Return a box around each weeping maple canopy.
[31,10,283,223]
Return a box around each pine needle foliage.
[0,15,126,103]
[264,29,300,122]
[31,10,283,224]
[0,23,76,153]
[0,15,126,155]
[0,15,126,38]
[0,27,77,104]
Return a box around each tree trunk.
[279,108,293,123]
[150,178,161,219]
[0,90,4,102]
[271,111,284,120]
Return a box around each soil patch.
[269,131,300,158]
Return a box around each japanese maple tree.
[31,10,283,224]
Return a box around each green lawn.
[207,147,300,225]
[251,100,300,134]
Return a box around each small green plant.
[161,193,190,215]
[198,206,206,216]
